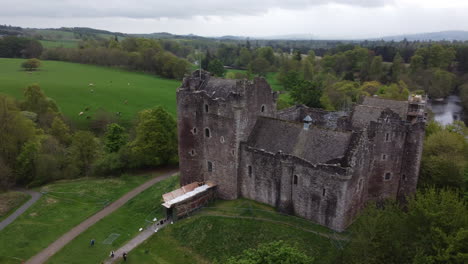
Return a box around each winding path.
[0,189,42,231]
[26,169,178,264]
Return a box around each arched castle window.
[205,128,211,138]
[207,161,213,172]
[381,154,387,161]
[248,165,252,177]
[189,149,196,156]
[220,136,225,143]
[322,188,326,196]
[192,127,198,135]
[231,150,236,156]
[384,172,392,181]
[261,105,266,113]
[205,104,209,113]
[293,175,298,185]
[402,174,407,181]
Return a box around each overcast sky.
[0,0,467,39]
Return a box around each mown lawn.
[0,58,180,127]
[123,199,343,264]
[0,174,157,264]
[0,191,30,222]
[47,175,179,264]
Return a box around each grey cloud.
[0,0,393,18]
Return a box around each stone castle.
[176,70,426,231]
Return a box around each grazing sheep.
[88,83,94,86]
[79,112,84,116]
[90,89,94,93]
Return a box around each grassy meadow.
[0,174,157,264]
[0,58,180,127]
[0,191,30,222]
[118,199,343,264]
[48,175,179,264]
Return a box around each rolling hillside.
[0,58,180,126]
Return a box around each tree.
[208,58,226,77]
[238,47,252,67]
[460,83,468,110]
[343,188,468,264]
[0,157,13,190]
[225,241,314,264]
[369,56,383,81]
[322,81,362,111]
[249,57,270,77]
[15,139,41,185]
[0,95,38,167]
[21,58,41,71]
[69,131,99,177]
[50,117,72,146]
[130,107,178,167]
[22,84,58,115]
[377,81,410,100]
[302,59,314,81]
[391,52,404,82]
[420,124,467,190]
[427,69,455,98]
[290,80,323,108]
[104,123,127,153]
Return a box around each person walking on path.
[123,252,127,262]
[109,251,114,258]
[90,239,95,246]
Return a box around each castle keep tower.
[177,70,277,199]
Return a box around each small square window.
[384,172,392,181]
[205,128,211,138]
[293,175,298,185]
[322,188,326,196]
[248,165,252,177]
[382,154,387,161]
[204,104,209,113]
[385,133,390,142]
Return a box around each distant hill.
[373,31,468,41]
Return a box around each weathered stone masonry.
[176,70,426,231]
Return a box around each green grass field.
[0,191,30,222]
[0,174,157,264]
[0,58,180,126]
[39,40,79,48]
[122,199,343,264]
[48,175,179,264]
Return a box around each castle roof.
[246,117,352,164]
[361,97,408,118]
[351,97,408,128]
[200,76,238,99]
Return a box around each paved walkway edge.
[26,170,178,264]
[0,189,42,231]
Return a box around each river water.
[427,95,465,126]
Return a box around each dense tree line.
[0,83,178,190]
[42,38,190,79]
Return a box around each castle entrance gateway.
[162,181,217,221]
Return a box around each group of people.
[109,250,127,261]
[91,239,128,261]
